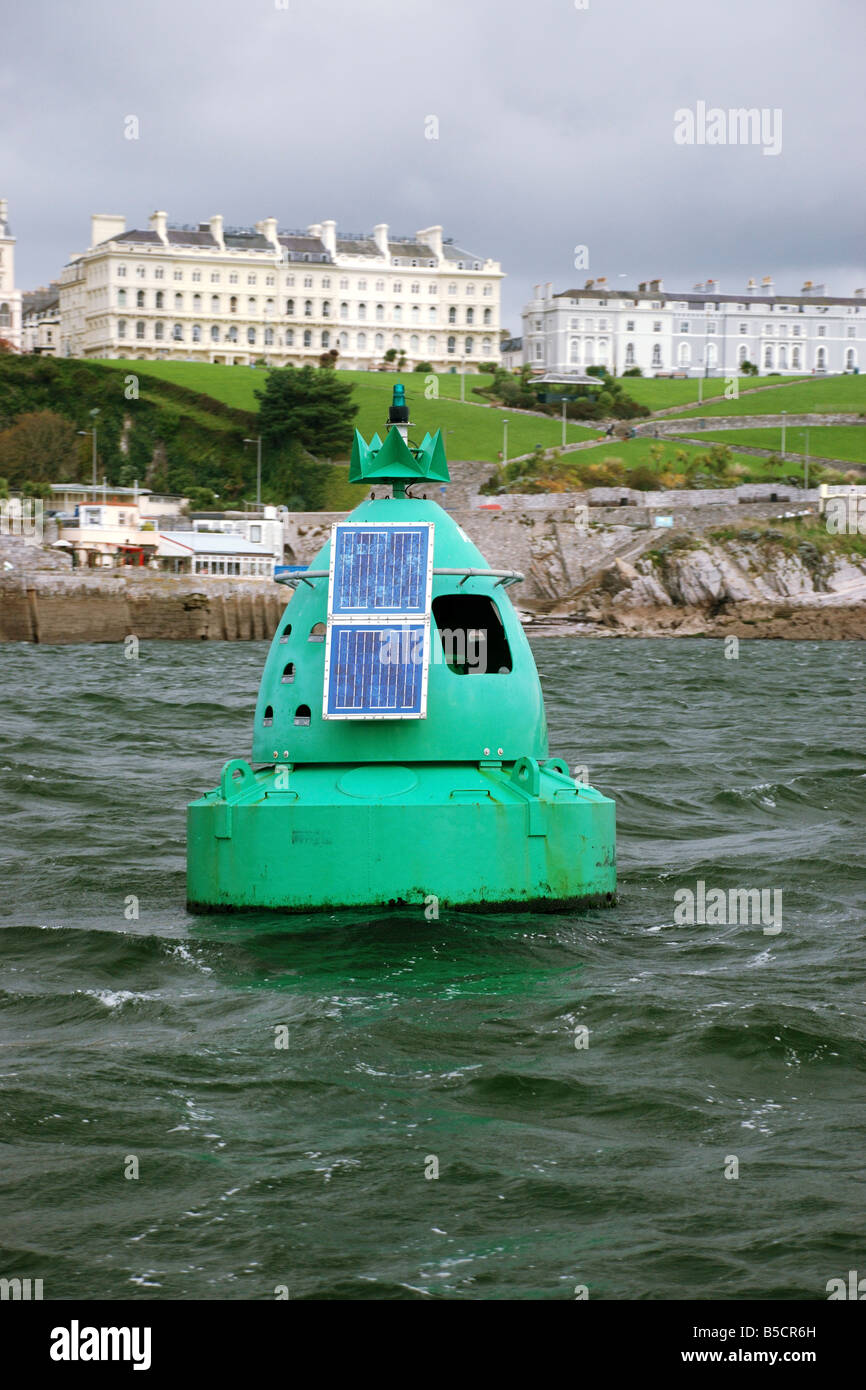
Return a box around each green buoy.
[186,386,615,913]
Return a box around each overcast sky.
[2,0,863,328]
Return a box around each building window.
[358,303,367,320]
[707,321,716,333]
[483,285,492,297]
[227,326,238,343]
[118,319,127,338]
[410,334,419,352]
[266,275,275,287]
[264,327,274,345]
[339,278,349,290]
[846,348,856,368]
[322,300,331,317]
[678,342,690,365]
[285,329,294,346]
[357,332,366,350]
[136,266,145,279]
[429,284,438,294]
[625,342,635,365]
[340,301,348,319]
[211,325,219,342]
[428,306,437,323]
[117,265,127,278]
[764,346,773,367]
[535,343,542,360]
[136,289,145,307]
[792,346,801,368]
[427,336,436,354]
[651,344,662,366]
[303,329,312,347]
[816,347,827,369]
[653,320,661,332]
[374,332,384,350]
[136,321,145,340]
[192,271,201,283]
[466,307,475,325]
[247,328,256,344]
[303,275,313,288]
[738,322,748,334]
[465,336,473,354]
[285,298,295,315]
[155,268,164,280]
[192,324,201,342]
[173,323,183,341]
[680,321,689,333]
[483,308,492,325]
[303,299,313,316]
[375,304,384,321]
[248,298,256,313]
[448,306,457,324]
[229,296,238,313]
[393,305,402,322]
[570,338,579,364]
[118,289,127,307]
[447,336,456,354]
[211,296,219,313]
[338,331,348,349]
[322,330,330,349]
[817,325,826,337]
[412,282,421,295]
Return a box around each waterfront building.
[523,277,865,378]
[0,198,23,352]
[57,211,503,371]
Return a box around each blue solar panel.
[324,623,427,718]
[329,523,432,617]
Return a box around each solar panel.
[324,623,428,718]
[323,521,433,720]
[329,522,433,617]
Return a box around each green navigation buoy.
[186,385,615,913]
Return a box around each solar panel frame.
[322,621,430,720]
[327,521,434,620]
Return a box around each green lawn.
[94,360,598,462]
[692,425,866,464]
[677,375,866,418]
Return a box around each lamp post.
[502,418,509,468]
[76,407,100,502]
[804,427,809,493]
[562,397,567,448]
[781,411,787,459]
[243,436,263,507]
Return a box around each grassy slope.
[94,361,599,462]
[688,426,866,464]
[676,375,866,418]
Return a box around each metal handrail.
[275,566,524,589]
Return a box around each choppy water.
[0,638,863,1300]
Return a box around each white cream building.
[523,277,865,377]
[58,212,503,371]
[0,198,23,352]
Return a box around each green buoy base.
[187,757,616,914]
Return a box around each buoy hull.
[186,759,615,914]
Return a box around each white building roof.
[158,530,274,558]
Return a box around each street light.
[502,418,509,468]
[781,411,787,459]
[243,436,263,507]
[77,407,100,502]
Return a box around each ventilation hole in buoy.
[281,662,295,683]
[263,705,274,726]
[294,705,311,726]
[308,622,326,642]
[279,624,292,643]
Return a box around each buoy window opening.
[263,705,274,726]
[279,624,292,643]
[308,622,326,642]
[294,705,311,726]
[431,594,513,675]
[281,662,296,683]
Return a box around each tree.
[255,364,357,458]
[739,359,759,376]
[0,409,81,488]
[384,348,398,366]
